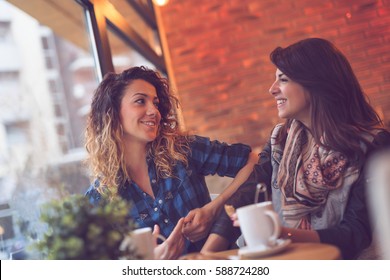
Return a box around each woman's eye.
[280,78,288,82]
[135,99,145,104]
[154,102,160,108]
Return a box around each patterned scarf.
[277,120,349,229]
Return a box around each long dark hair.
[270,38,382,166]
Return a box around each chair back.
[367,148,390,260]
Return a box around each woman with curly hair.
[202,38,390,259]
[85,66,257,259]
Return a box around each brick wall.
[159,0,390,149]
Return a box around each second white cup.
[121,227,166,259]
[237,201,281,248]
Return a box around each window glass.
[109,0,162,56]
[0,21,11,42]
[0,0,99,257]
[107,27,156,73]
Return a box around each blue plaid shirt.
[85,135,251,254]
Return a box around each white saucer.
[238,239,291,258]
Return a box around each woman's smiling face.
[119,79,161,145]
[269,68,312,127]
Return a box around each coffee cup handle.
[155,234,166,243]
[265,210,281,246]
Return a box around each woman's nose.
[269,81,279,95]
[147,103,158,116]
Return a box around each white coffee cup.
[120,227,166,259]
[236,201,281,248]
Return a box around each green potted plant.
[33,194,140,259]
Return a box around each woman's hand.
[231,212,240,227]
[153,218,186,260]
[182,152,258,242]
[182,202,216,242]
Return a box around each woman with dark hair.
[202,38,390,259]
[85,66,257,259]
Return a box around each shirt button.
[154,207,158,212]
[158,199,163,204]
[151,179,156,184]
[143,192,147,196]
[164,219,168,224]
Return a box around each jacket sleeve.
[209,140,273,243]
[317,130,390,259]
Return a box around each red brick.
[160,0,390,147]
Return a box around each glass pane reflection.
[107,26,156,73]
[0,0,98,259]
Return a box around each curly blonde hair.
[85,66,190,193]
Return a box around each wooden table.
[180,242,341,260]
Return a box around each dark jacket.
[210,129,390,259]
